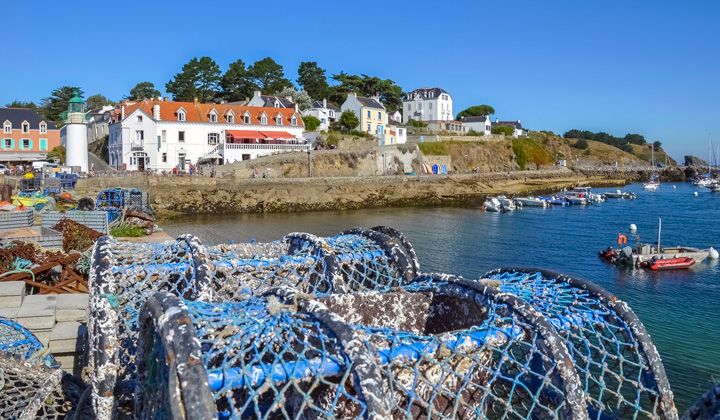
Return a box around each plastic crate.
[19,178,42,192]
[0,226,63,249]
[56,173,78,189]
[42,210,109,234]
[0,209,34,231]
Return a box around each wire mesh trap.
[0,316,58,368]
[88,226,418,418]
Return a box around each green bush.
[418,142,451,155]
[111,224,145,237]
[466,129,484,136]
[491,126,514,136]
[303,115,321,131]
[408,118,427,128]
[512,139,553,170]
[574,139,589,149]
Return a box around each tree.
[338,110,359,132]
[457,104,495,119]
[86,94,114,110]
[328,72,403,113]
[128,82,161,100]
[297,61,329,100]
[46,145,66,164]
[492,125,514,136]
[652,141,662,149]
[276,87,311,110]
[220,59,255,102]
[165,56,221,102]
[574,139,589,149]
[303,115,321,132]
[5,100,37,109]
[407,118,427,128]
[40,86,84,125]
[247,57,292,94]
[624,133,646,145]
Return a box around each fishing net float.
[88,227,418,418]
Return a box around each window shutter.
[10,139,15,149]
[28,139,33,150]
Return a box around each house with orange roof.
[108,98,306,171]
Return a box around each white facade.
[65,112,89,172]
[462,116,492,135]
[382,125,407,145]
[402,88,453,123]
[302,99,339,131]
[109,107,306,171]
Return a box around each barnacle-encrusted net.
[0,316,57,368]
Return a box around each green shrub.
[492,126,514,136]
[512,139,553,170]
[418,142,450,155]
[466,129,484,136]
[111,224,145,237]
[574,139,589,149]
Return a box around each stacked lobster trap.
[82,225,694,420]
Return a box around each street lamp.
[307,148,312,177]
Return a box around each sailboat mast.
[657,217,662,252]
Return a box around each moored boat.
[514,197,548,208]
[640,257,696,271]
[604,190,637,199]
[483,197,504,212]
[496,196,516,211]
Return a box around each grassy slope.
[629,144,676,166]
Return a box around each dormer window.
[177,109,186,121]
[243,112,250,124]
[209,109,218,123]
[291,116,297,126]
[137,115,143,122]
[275,115,283,126]
[226,112,234,123]
[260,113,268,125]
[21,121,29,133]
[39,122,47,134]
[273,100,280,108]
[3,121,10,134]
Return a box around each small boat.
[541,196,569,206]
[572,187,605,203]
[483,197,505,212]
[563,193,588,205]
[705,183,720,192]
[640,257,696,271]
[496,196,516,211]
[604,190,637,199]
[514,197,548,208]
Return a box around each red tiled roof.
[121,99,304,128]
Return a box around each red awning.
[226,130,266,139]
[260,131,295,139]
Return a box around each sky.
[1,0,719,160]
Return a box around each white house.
[302,99,340,131]
[384,122,407,145]
[389,110,402,124]
[461,115,491,135]
[108,99,307,171]
[86,105,115,144]
[402,88,453,123]
[247,91,295,109]
[493,119,527,137]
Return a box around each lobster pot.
[56,173,78,189]
[0,316,58,368]
[683,385,720,419]
[134,280,589,419]
[43,177,61,195]
[122,189,151,213]
[483,268,676,419]
[0,208,33,230]
[88,227,418,418]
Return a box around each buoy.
[709,247,719,260]
[694,192,699,197]
[672,185,677,189]
[629,224,637,233]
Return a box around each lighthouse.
[64,93,89,172]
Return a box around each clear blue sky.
[2,0,719,160]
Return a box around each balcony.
[131,141,144,151]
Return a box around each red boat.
[641,257,696,271]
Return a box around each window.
[208,132,220,145]
[407,104,411,111]
[21,139,31,149]
[367,110,371,119]
[243,113,250,124]
[21,122,29,133]
[137,115,143,122]
[3,122,10,133]
[260,114,267,125]
[367,123,371,132]
[178,131,185,142]
[329,111,334,118]
[291,116,297,126]
[39,122,47,134]
[162,153,167,163]
[227,113,234,123]
[3,139,12,149]
[377,111,381,119]
[276,115,283,126]
[161,130,167,142]
[429,102,433,109]
[274,101,280,108]
[177,110,185,121]
[135,130,144,141]
[209,111,217,123]
[39,139,48,151]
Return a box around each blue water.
[164,182,720,411]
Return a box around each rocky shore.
[75,168,633,219]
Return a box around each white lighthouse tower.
[64,93,89,173]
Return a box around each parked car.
[0,164,9,175]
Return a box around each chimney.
[294,103,299,113]
[193,97,199,105]
[121,105,125,120]
[152,104,161,120]
[349,92,357,98]
[253,91,261,99]
[322,98,327,108]
[163,97,168,102]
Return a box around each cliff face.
[685,155,709,167]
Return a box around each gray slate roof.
[261,95,294,108]
[405,87,449,100]
[462,115,489,123]
[0,108,57,129]
[494,120,523,129]
[356,96,385,109]
[311,100,340,111]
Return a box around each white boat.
[604,190,637,199]
[564,194,588,205]
[644,144,660,190]
[706,183,720,192]
[483,197,505,212]
[496,196,516,211]
[644,181,659,190]
[514,197,548,208]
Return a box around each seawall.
[76,168,632,219]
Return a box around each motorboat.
[693,175,715,187]
[644,174,660,190]
[483,197,505,212]
[540,196,569,206]
[640,257,696,271]
[513,197,548,208]
[563,192,588,205]
[496,196,516,211]
[604,190,637,199]
[705,183,720,192]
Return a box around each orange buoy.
[617,233,627,245]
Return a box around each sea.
[163,182,720,411]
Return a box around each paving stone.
[49,322,87,353]
[55,353,84,377]
[0,307,19,319]
[0,281,25,308]
[56,294,89,322]
[17,295,57,330]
